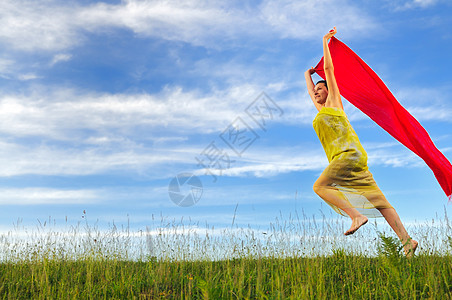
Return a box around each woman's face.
[314,83,328,104]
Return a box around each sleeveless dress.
[313,107,392,217]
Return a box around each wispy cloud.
[368,150,423,168]
[394,85,452,122]
[192,142,428,179]
[389,0,442,10]
[0,57,39,81]
[0,188,99,205]
[0,85,270,140]
[0,0,81,52]
[194,148,328,178]
[0,58,15,79]
[259,0,377,40]
[17,73,40,81]
[404,106,452,122]
[84,0,377,46]
[50,53,72,66]
[1,0,378,54]
[0,83,443,178]
[0,140,195,177]
[0,134,424,179]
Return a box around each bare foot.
[404,239,418,258]
[344,215,368,236]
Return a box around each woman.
[304,27,418,257]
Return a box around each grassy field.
[1,251,452,298]
[1,213,452,299]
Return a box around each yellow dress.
[313,107,392,217]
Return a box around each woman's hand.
[323,26,337,41]
[305,67,316,75]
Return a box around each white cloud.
[0,132,422,179]
[0,0,378,53]
[259,0,377,40]
[0,188,99,205]
[0,0,81,51]
[192,142,427,179]
[393,86,452,122]
[405,106,452,122]
[0,85,282,177]
[0,140,195,177]
[17,73,40,81]
[386,0,447,10]
[0,82,446,178]
[80,0,377,47]
[402,0,439,9]
[394,86,445,105]
[0,58,14,77]
[0,85,267,140]
[78,0,256,45]
[413,0,438,6]
[0,57,39,80]
[50,53,72,66]
[194,147,328,178]
[368,150,423,168]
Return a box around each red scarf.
[314,37,452,201]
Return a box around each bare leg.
[314,176,368,235]
[378,207,418,257]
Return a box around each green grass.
[1,252,451,298]
[1,213,452,299]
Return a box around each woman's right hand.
[323,26,337,41]
[306,67,316,75]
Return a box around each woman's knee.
[313,175,330,196]
[313,182,325,196]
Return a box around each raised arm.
[305,67,324,111]
[323,27,343,109]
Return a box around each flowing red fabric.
[314,37,452,201]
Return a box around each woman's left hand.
[323,27,337,40]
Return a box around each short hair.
[316,80,328,90]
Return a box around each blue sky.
[0,0,451,235]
